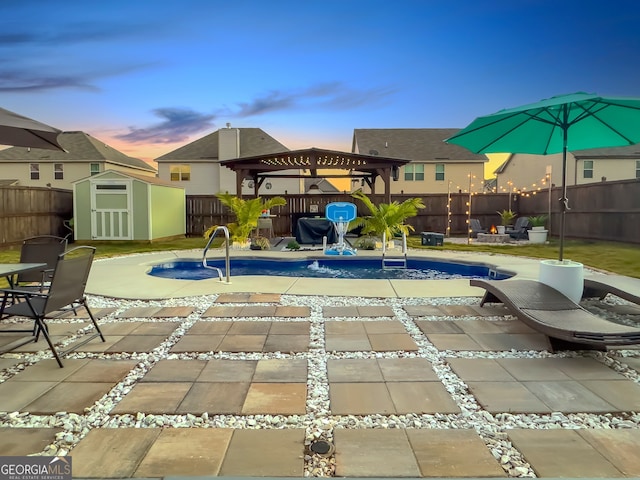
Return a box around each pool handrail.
[381,232,408,268]
[202,226,231,283]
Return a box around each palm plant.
[349,190,425,241]
[205,193,286,242]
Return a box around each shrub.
[354,237,376,250]
[251,236,271,250]
[286,240,300,250]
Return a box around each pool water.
[148,257,509,281]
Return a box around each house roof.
[0,131,156,173]
[155,127,288,162]
[352,128,488,162]
[493,143,640,175]
[304,177,340,193]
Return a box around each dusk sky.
[2,0,639,172]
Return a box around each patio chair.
[469,218,487,238]
[15,235,68,290]
[0,246,105,367]
[470,278,640,351]
[506,217,530,240]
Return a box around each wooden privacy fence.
[1,179,638,247]
[187,179,640,244]
[0,187,73,247]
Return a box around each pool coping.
[86,248,542,300]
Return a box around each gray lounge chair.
[0,246,105,367]
[505,217,530,240]
[583,274,640,305]
[469,218,487,238]
[470,278,640,351]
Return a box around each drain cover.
[310,439,335,456]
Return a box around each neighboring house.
[156,126,304,195]
[0,131,156,190]
[304,178,341,194]
[351,128,488,194]
[495,144,640,193]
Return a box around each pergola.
[220,147,411,202]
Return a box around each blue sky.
[1,0,639,167]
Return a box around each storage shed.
[72,170,185,241]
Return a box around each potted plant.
[528,215,548,230]
[527,214,548,244]
[496,209,516,234]
[204,193,286,249]
[350,190,425,249]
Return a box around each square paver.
[467,381,550,413]
[448,358,516,381]
[202,306,244,317]
[407,429,505,477]
[23,382,114,414]
[523,380,617,412]
[387,382,460,414]
[334,429,420,477]
[134,428,233,477]
[197,359,257,382]
[106,335,168,352]
[496,358,572,381]
[325,335,371,352]
[368,333,418,351]
[64,359,137,383]
[142,359,208,382]
[170,335,224,353]
[129,322,179,335]
[218,334,267,352]
[579,429,640,476]
[404,305,446,316]
[357,305,395,317]
[328,359,384,382]
[323,306,359,317]
[227,321,272,334]
[577,379,640,411]
[117,307,162,318]
[469,333,551,351]
[219,429,304,476]
[362,320,406,334]
[330,382,395,415]
[269,322,310,334]
[154,306,194,317]
[274,306,310,317]
[415,320,464,334]
[71,428,160,478]
[253,359,307,382]
[111,382,192,414]
[242,383,307,414]
[426,333,483,351]
[188,321,233,334]
[378,358,439,381]
[325,321,366,334]
[0,428,61,455]
[8,359,88,382]
[239,305,277,317]
[176,382,249,414]
[507,429,622,477]
[0,381,57,411]
[263,334,309,352]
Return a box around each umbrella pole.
[559,128,568,262]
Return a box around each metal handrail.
[381,232,407,268]
[202,226,231,283]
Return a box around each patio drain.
[309,439,335,457]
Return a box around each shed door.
[90,181,132,240]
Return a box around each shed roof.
[73,169,181,189]
[0,131,156,173]
[352,128,488,162]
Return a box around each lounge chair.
[470,278,640,351]
[583,274,640,305]
[469,218,487,238]
[505,217,530,240]
[0,246,105,367]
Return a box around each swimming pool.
[147,257,511,281]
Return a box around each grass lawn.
[1,235,638,280]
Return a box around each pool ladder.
[202,226,231,283]
[381,232,407,269]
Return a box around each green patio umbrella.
[445,92,640,261]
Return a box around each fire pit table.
[476,233,511,243]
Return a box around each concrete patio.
[1,249,640,478]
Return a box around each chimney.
[219,126,240,160]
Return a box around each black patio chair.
[506,217,530,240]
[15,235,68,290]
[0,246,105,367]
[469,218,487,238]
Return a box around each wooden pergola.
[220,147,411,203]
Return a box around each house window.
[90,163,100,176]
[435,163,445,181]
[583,160,593,179]
[170,164,190,181]
[30,163,39,180]
[636,160,640,179]
[404,164,424,181]
[54,163,63,180]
